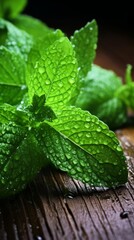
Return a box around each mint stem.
[125,64,133,84]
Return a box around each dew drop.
[116,145,122,152]
[70,169,76,175]
[68,78,75,84]
[85,123,89,128]
[74,124,79,129]
[45,80,51,85]
[120,211,129,219]
[34,236,43,240]
[58,82,63,87]
[64,191,75,199]
[65,153,72,159]
[38,67,44,74]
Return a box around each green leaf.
[0,123,45,198]
[94,98,127,129]
[38,106,128,188]
[0,103,29,125]
[0,82,27,105]
[117,84,134,110]
[26,37,78,108]
[0,101,52,198]
[28,94,56,122]
[12,14,54,39]
[0,47,25,84]
[0,19,33,86]
[116,64,134,110]
[71,20,98,79]
[0,0,27,19]
[0,19,33,62]
[75,64,122,109]
[75,64,127,129]
[35,29,65,53]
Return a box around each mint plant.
[0,0,130,198]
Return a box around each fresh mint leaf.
[0,19,33,90]
[0,99,53,198]
[71,20,98,79]
[12,14,54,40]
[75,64,127,129]
[0,122,45,198]
[37,106,128,187]
[0,83,27,105]
[26,37,78,108]
[116,64,134,110]
[0,19,33,62]
[75,64,122,109]
[94,98,127,129]
[0,46,26,84]
[0,0,27,19]
[35,29,65,52]
[0,103,29,125]
[28,94,56,122]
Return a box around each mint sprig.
[0,0,129,198]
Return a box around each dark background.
[23,0,134,37]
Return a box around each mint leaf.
[37,106,128,187]
[0,19,33,88]
[0,47,26,84]
[0,103,29,125]
[75,64,122,109]
[0,123,45,198]
[116,64,134,110]
[35,29,65,52]
[26,37,78,108]
[12,14,54,40]
[0,0,27,19]
[0,100,52,198]
[71,20,98,79]
[75,64,127,129]
[28,94,56,122]
[0,83,27,105]
[0,19,33,62]
[94,98,127,129]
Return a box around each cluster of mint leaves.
[0,0,131,198]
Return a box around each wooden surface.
[0,30,134,240]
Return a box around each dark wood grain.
[0,31,134,240]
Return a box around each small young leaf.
[28,94,56,122]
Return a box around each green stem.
[125,64,133,84]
